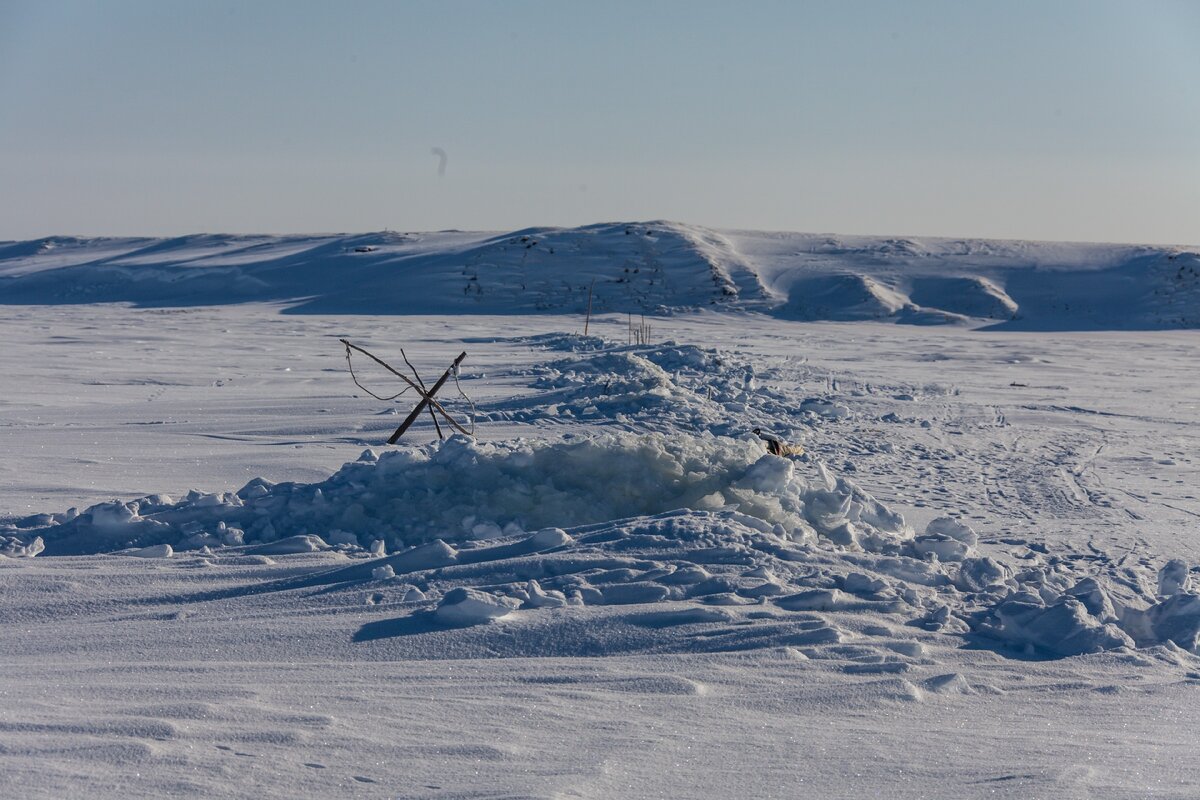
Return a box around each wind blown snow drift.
[6,432,908,556]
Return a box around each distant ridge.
[2,221,1197,329]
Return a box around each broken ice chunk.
[435,588,520,625]
[1159,559,1191,597]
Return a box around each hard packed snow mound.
[970,563,1200,658]
[2,223,1196,327]
[6,432,911,557]
[487,335,822,441]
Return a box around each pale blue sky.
[1,0,1197,243]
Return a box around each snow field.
[3,283,1200,797]
[7,332,1199,662]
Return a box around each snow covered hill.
[2,222,1197,328]
[0,223,763,316]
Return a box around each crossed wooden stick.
[340,339,471,443]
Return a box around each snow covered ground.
[2,224,1199,798]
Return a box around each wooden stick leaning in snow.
[340,340,472,441]
[583,278,595,336]
[400,347,444,439]
[386,351,469,443]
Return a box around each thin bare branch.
[340,340,473,437]
[401,347,444,440]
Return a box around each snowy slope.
[0,222,766,316]
[726,230,1200,329]
[3,222,1197,328]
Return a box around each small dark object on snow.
[387,352,467,444]
[753,428,804,458]
[340,340,473,444]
